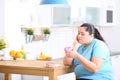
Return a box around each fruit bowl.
[9,50,25,60]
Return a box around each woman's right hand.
[63,47,74,66]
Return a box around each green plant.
[43,28,51,34]
[0,37,7,50]
[26,29,34,35]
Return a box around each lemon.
[20,50,25,55]
[9,50,16,57]
[15,51,23,58]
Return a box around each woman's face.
[77,27,94,45]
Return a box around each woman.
[63,23,114,80]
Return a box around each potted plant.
[43,28,51,41]
[27,29,34,35]
[43,28,51,34]
[26,28,34,43]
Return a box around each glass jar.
[0,50,4,60]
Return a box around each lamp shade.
[40,0,68,4]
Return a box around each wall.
[24,28,77,60]
[0,0,5,36]
[100,0,120,52]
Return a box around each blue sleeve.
[92,41,109,59]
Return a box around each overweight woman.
[63,23,114,80]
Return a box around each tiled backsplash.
[23,27,78,59]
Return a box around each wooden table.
[0,60,74,80]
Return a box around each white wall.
[100,0,120,52]
[0,0,5,36]
[22,28,77,60]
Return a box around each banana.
[39,52,52,61]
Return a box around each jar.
[0,50,4,60]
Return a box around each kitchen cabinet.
[110,53,120,80]
[12,74,21,80]
[22,75,43,80]
[43,73,75,80]
[0,73,4,80]
[37,5,71,27]
[0,73,21,80]
[99,0,115,26]
[22,73,75,80]
[85,7,100,26]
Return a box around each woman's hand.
[64,48,78,58]
[63,47,75,66]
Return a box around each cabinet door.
[37,5,71,27]
[85,7,100,25]
[37,5,52,27]
[52,5,71,27]
[111,55,120,80]
[12,74,21,80]
[22,75,43,80]
[0,73,4,80]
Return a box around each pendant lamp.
[40,0,68,4]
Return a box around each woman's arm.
[63,56,73,66]
[66,50,104,73]
[72,40,81,51]
[63,40,80,66]
[76,53,104,73]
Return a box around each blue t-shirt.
[73,39,114,80]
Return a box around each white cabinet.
[37,5,52,27]
[22,75,43,80]
[22,73,75,80]
[42,73,75,80]
[111,54,120,80]
[85,7,100,25]
[0,73,22,80]
[37,5,71,27]
[0,73,4,80]
[12,74,22,80]
[99,0,115,26]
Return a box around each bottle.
[0,50,4,60]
